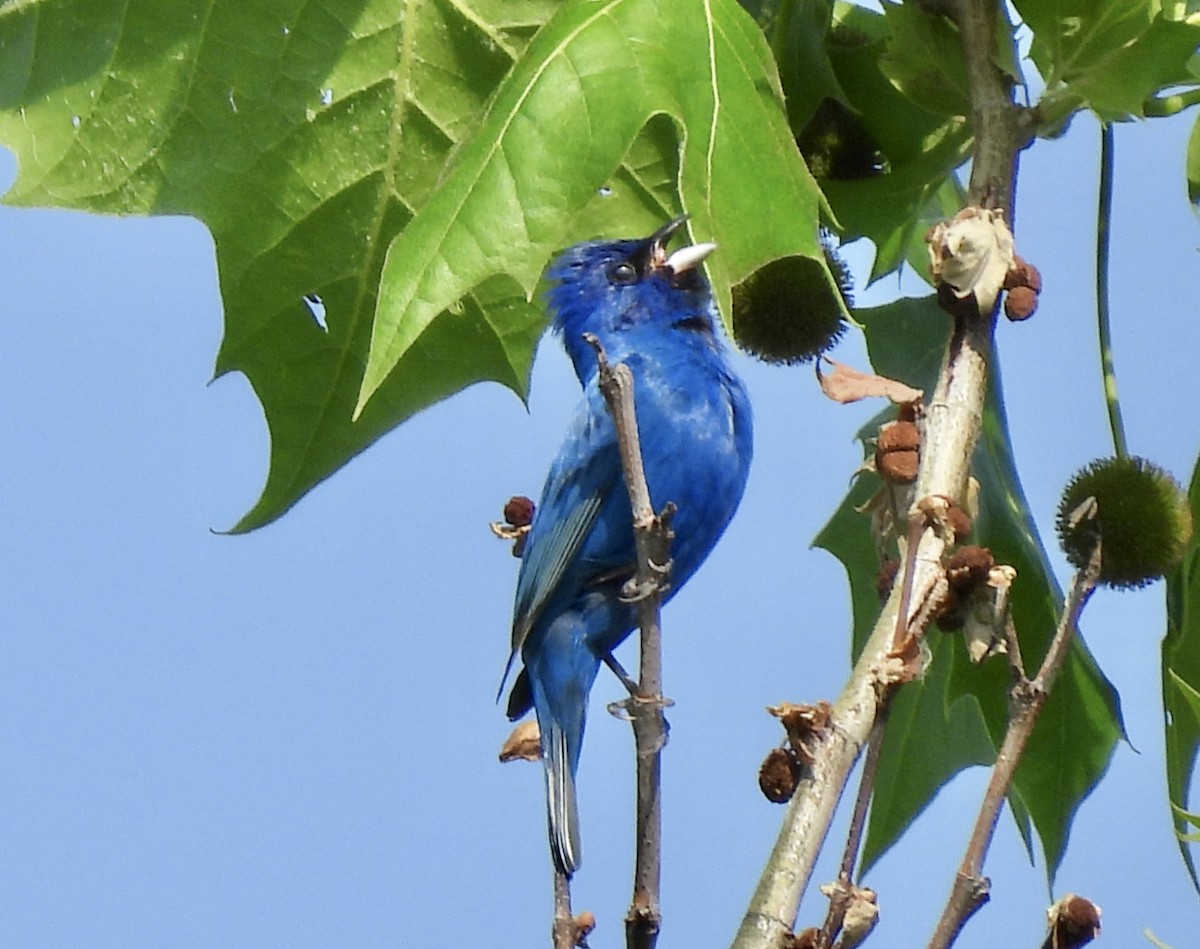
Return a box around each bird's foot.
[607,694,672,754]
[619,558,672,603]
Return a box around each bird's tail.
[543,718,582,876]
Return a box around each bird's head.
[545,217,718,380]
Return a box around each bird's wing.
[506,386,625,671]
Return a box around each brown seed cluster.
[503,495,535,527]
[1045,893,1101,948]
[1002,254,1042,321]
[876,419,920,484]
[758,747,802,804]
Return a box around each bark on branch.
[730,1,1034,945]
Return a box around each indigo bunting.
[502,217,753,876]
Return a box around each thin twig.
[926,541,1102,949]
[817,715,887,947]
[583,333,671,949]
[553,871,577,949]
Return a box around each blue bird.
[501,217,753,876]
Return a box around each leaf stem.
[1143,88,1200,117]
[1096,122,1128,459]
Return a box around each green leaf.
[817,296,1123,878]
[1164,453,1200,888]
[860,633,995,871]
[825,132,971,283]
[1017,0,1200,122]
[355,0,846,414]
[818,3,972,282]
[0,0,560,530]
[0,0,846,528]
[1188,114,1200,211]
[746,0,850,135]
[1018,0,1155,85]
[878,1,971,118]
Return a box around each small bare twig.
[553,871,592,949]
[927,536,1102,949]
[817,715,887,947]
[583,333,672,949]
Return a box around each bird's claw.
[607,696,672,753]
[619,558,672,602]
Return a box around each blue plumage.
[503,218,753,876]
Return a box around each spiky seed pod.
[1056,456,1192,590]
[796,99,886,182]
[733,248,849,365]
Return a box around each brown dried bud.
[503,495,535,527]
[876,419,921,484]
[877,558,901,601]
[936,585,966,630]
[945,501,973,542]
[785,928,821,949]
[1004,285,1039,321]
[878,419,920,453]
[759,747,801,804]
[1045,893,1101,948]
[879,450,919,483]
[946,545,996,591]
[572,911,597,941]
[1004,254,1043,293]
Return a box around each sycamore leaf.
[878,1,972,119]
[743,0,851,134]
[0,0,560,531]
[1016,0,1200,122]
[354,0,846,414]
[0,0,844,528]
[818,3,972,283]
[816,296,1123,879]
[1164,454,1200,889]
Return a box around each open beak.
[643,216,717,275]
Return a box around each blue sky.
[2,107,1199,948]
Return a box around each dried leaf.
[840,886,879,949]
[767,701,833,763]
[498,720,541,763]
[928,207,1014,312]
[818,358,924,405]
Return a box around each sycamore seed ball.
[1056,455,1192,590]
[732,245,850,365]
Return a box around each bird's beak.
[644,216,717,275]
[665,241,717,274]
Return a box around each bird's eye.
[608,262,638,285]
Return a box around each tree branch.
[927,539,1102,949]
[731,0,1033,945]
[584,334,672,949]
